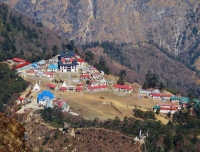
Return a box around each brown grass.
[24,76,169,124]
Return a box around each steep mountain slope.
[0,4,67,62]
[1,0,200,56]
[80,42,199,95]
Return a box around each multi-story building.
[58,50,84,72]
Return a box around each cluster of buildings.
[13,49,135,115]
[139,89,190,114]
[10,50,134,94]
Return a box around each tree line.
[40,106,200,152]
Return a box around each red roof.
[43,71,55,75]
[46,83,56,88]
[77,84,84,87]
[13,58,25,62]
[87,85,108,90]
[80,74,90,78]
[54,100,66,108]
[92,72,101,76]
[158,103,177,107]
[113,84,133,90]
[150,93,161,97]
[18,97,24,100]
[60,87,67,90]
[150,93,172,97]
[160,107,178,110]
[77,58,84,63]
[13,62,31,69]
[76,86,82,91]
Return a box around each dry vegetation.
[0,113,31,152]
[10,112,141,152]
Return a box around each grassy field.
[24,75,169,123]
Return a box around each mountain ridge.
[1,0,200,55]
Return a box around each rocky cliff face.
[1,0,200,55]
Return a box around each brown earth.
[13,112,142,152]
[0,113,31,152]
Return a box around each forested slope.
[0,4,67,62]
[81,42,200,95]
[0,63,28,112]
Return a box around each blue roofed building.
[48,64,58,71]
[32,63,39,69]
[37,90,54,108]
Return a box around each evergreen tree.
[164,133,174,151]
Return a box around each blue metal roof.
[38,90,54,101]
[48,64,58,70]
[32,63,38,67]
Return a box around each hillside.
[0,4,67,62]
[1,0,200,94]
[12,112,141,152]
[80,41,200,95]
[1,0,200,56]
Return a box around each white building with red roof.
[91,72,102,79]
[18,97,25,104]
[80,74,91,80]
[153,103,180,114]
[87,85,108,92]
[42,71,55,78]
[149,93,172,99]
[26,70,37,76]
[90,81,99,87]
[77,58,84,68]
[113,84,133,93]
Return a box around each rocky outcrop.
[1,0,200,55]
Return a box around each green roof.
[153,105,160,109]
[170,96,189,103]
